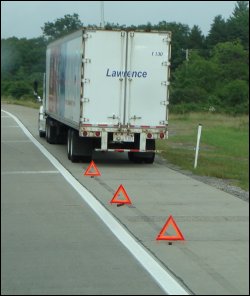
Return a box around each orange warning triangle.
[110,184,132,204]
[84,160,101,176]
[156,215,185,241]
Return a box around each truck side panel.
[45,31,83,127]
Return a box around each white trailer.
[38,29,171,163]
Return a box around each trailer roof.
[47,27,171,48]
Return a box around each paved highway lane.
[1,104,249,295]
[1,108,172,295]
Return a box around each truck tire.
[78,136,93,163]
[39,130,46,138]
[67,129,93,163]
[144,139,155,164]
[46,118,57,144]
[67,129,72,160]
[144,153,155,164]
[128,152,135,162]
[57,126,68,144]
[68,129,78,162]
[129,139,155,164]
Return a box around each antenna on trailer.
[100,1,105,29]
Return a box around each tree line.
[1,1,249,114]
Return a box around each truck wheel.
[129,139,155,164]
[46,118,57,144]
[39,130,46,138]
[67,129,93,163]
[69,129,79,163]
[67,129,72,160]
[57,126,68,144]
[128,152,134,162]
[144,139,155,164]
[78,137,93,163]
[144,153,155,164]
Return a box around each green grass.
[157,113,249,190]
[1,96,40,109]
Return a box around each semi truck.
[37,28,171,163]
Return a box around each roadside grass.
[1,96,40,109]
[157,112,249,191]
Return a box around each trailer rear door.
[125,32,171,127]
[82,30,126,125]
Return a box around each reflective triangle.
[110,184,132,204]
[84,160,101,176]
[156,215,185,241]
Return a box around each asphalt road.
[1,104,249,295]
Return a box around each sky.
[1,1,237,39]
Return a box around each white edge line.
[2,171,59,175]
[2,140,32,142]
[1,109,190,295]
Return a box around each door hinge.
[83,33,90,39]
[161,61,171,66]
[83,58,91,63]
[160,101,169,106]
[163,36,171,43]
[80,117,90,123]
[159,120,167,125]
[81,98,90,103]
[130,115,141,120]
[108,114,119,120]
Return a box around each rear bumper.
[95,148,160,153]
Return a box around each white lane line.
[1,109,190,295]
[2,140,32,143]
[2,171,59,175]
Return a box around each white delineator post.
[194,124,202,169]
